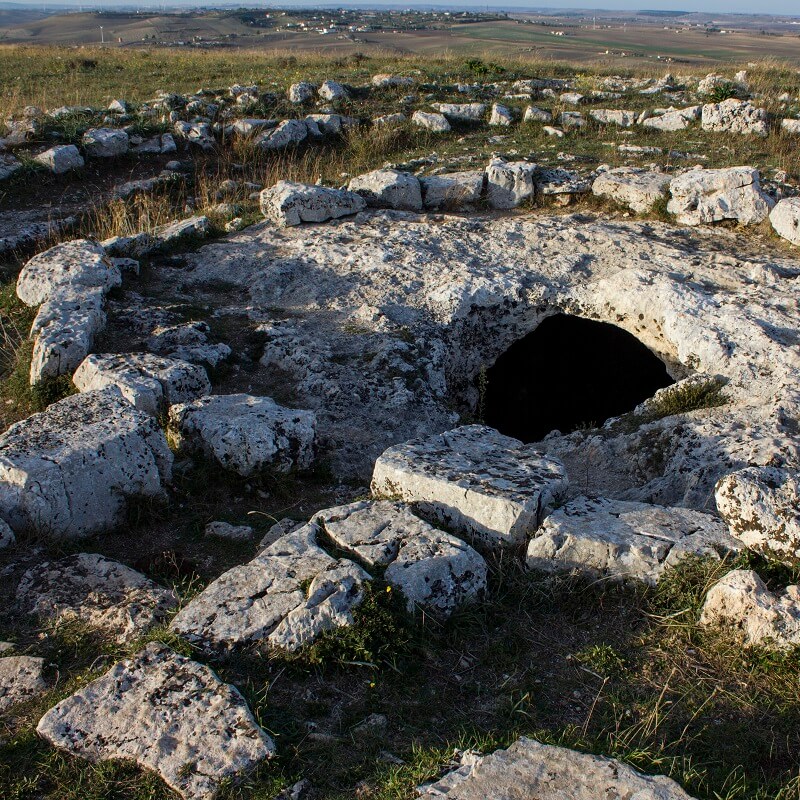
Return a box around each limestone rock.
[769,197,800,246]
[318,80,349,101]
[0,388,172,538]
[485,158,536,209]
[348,168,423,212]
[543,125,564,137]
[305,113,358,135]
[0,655,47,713]
[315,500,487,615]
[16,553,177,643]
[527,495,740,584]
[204,521,255,541]
[560,92,585,105]
[419,737,696,799]
[260,180,366,227]
[73,352,210,416]
[700,569,800,649]
[175,121,215,151]
[371,425,568,548]
[373,112,407,127]
[256,118,308,151]
[432,103,485,122]
[34,144,84,174]
[697,73,733,96]
[781,119,800,135]
[534,167,591,197]
[641,106,700,132]
[37,643,275,799]
[0,153,21,181]
[411,111,451,133]
[17,239,119,307]
[420,171,484,210]
[288,81,316,103]
[82,127,129,158]
[169,393,316,476]
[715,466,800,564]
[667,167,773,226]
[592,167,672,214]
[560,111,586,129]
[489,103,513,126]
[372,74,413,88]
[589,109,637,127]
[523,105,552,123]
[701,99,768,137]
[171,523,369,653]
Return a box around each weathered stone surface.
[146,321,230,367]
[171,523,369,652]
[371,425,568,548]
[523,105,552,123]
[305,113,358,135]
[411,111,451,132]
[34,144,84,174]
[534,167,591,196]
[770,197,800,246]
[560,110,586,129]
[37,643,274,799]
[592,167,672,213]
[700,569,800,649]
[288,81,316,103]
[256,118,308,150]
[702,99,768,136]
[527,495,740,584]
[315,500,487,614]
[260,181,366,227]
[715,466,800,564]
[485,158,536,209]
[590,108,637,127]
[17,239,119,307]
[641,106,700,131]
[781,118,800,135]
[73,352,210,416]
[432,103,485,122]
[204,521,254,540]
[420,171,484,210]
[0,655,46,713]
[489,103,513,126]
[318,80,349,101]
[372,73,413,88]
[373,112,407,127]
[82,127,129,158]
[0,388,172,538]
[16,553,177,643]
[169,393,316,476]
[175,121,215,151]
[348,168,422,211]
[667,167,773,226]
[419,737,696,799]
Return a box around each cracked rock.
[260,181,366,227]
[0,655,47,713]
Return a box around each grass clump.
[640,376,728,422]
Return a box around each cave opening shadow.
[482,314,675,443]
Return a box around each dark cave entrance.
[482,314,675,443]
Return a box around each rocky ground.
[0,57,800,800]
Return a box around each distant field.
[1,10,799,67]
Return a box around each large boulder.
[526,495,740,584]
[769,197,800,246]
[715,466,800,564]
[0,388,172,538]
[16,239,119,307]
[667,167,773,226]
[0,655,47,712]
[171,523,369,653]
[37,643,274,799]
[16,553,177,643]
[371,425,568,548]
[348,168,423,211]
[419,737,696,799]
[260,180,366,227]
[82,127,129,158]
[701,99,769,137]
[420,171,484,210]
[34,144,84,174]
[700,569,800,650]
[315,500,487,615]
[485,158,537,209]
[168,393,316,476]
[592,167,672,214]
[73,352,210,416]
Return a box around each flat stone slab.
[169,393,316,476]
[0,655,47,713]
[260,181,366,227]
[171,523,369,653]
[37,642,275,799]
[420,171,484,210]
[348,168,422,212]
[73,352,211,416]
[592,167,672,213]
[371,425,568,548]
[700,569,800,650]
[16,553,177,643]
[419,737,696,799]
[0,388,172,538]
[315,500,487,615]
[527,495,741,584]
[715,466,800,565]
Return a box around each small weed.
[640,377,728,422]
